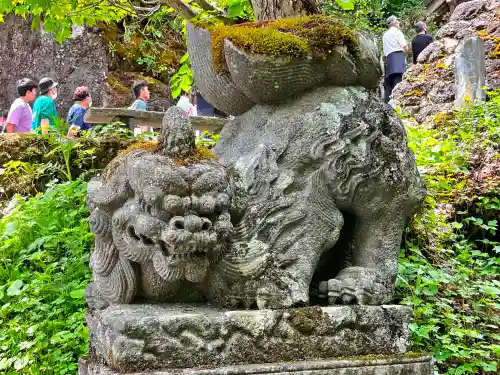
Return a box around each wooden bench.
[84,108,227,133]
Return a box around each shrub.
[0,181,92,374]
[396,91,500,374]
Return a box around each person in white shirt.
[382,15,409,103]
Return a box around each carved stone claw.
[327,267,388,305]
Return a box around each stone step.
[78,356,434,375]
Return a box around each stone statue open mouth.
[123,222,214,273]
[158,241,209,266]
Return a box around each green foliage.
[0,124,141,206]
[217,0,255,20]
[323,0,432,34]
[397,91,500,374]
[120,7,185,80]
[0,0,131,43]
[196,130,220,148]
[0,181,92,374]
[86,122,136,140]
[170,52,193,99]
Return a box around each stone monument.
[455,36,486,107]
[80,15,432,375]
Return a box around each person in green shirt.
[32,77,59,134]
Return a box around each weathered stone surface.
[186,22,381,116]
[104,72,175,112]
[85,88,425,311]
[86,106,267,310]
[392,0,500,123]
[186,23,255,116]
[79,356,434,375]
[0,15,108,117]
[455,36,486,106]
[85,304,414,372]
[214,85,426,308]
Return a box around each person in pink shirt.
[6,78,37,133]
[0,110,6,132]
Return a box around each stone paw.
[326,267,388,305]
[256,271,309,309]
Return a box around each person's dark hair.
[132,80,148,98]
[414,21,426,33]
[74,86,90,101]
[17,78,37,97]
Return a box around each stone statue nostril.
[127,225,140,241]
[201,219,212,231]
[159,241,170,256]
[140,234,155,246]
[173,219,185,230]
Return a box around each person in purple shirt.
[66,86,92,137]
[6,78,37,133]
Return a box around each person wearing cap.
[383,15,408,103]
[66,86,92,137]
[32,77,59,134]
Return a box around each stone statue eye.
[216,193,230,212]
[163,195,183,214]
[199,196,215,215]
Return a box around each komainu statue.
[86,16,426,311]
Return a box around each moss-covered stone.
[173,146,216,165]
[403,90,424,97]
[120,140,160,156]
[194,15,359,71]
[489,37,500,59]
[288,306,325,334]
[0,133,137,206]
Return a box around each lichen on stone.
[489,37,500,59]
[288,306,325,334]
[173,146,216,165]
[119,141,160,156]
[118,139,215,165]
[194,15,359,71]
[403,90,424,97]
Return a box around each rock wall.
[0,15,108,117]
[392,0,500,122]
[105,71,174,111]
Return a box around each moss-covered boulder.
[187,15,381,116]
[0,133,136,206]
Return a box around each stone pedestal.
[79,304,433,375]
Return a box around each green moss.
[403,90,424,97]
[119,141,159,156]
[333,352,429,361]
[288,306,325,334]
[107,73,129,93]
[174,146,216,165]
[194,15,359,71]
[488,38,500,59]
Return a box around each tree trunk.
[250,0,320,21]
